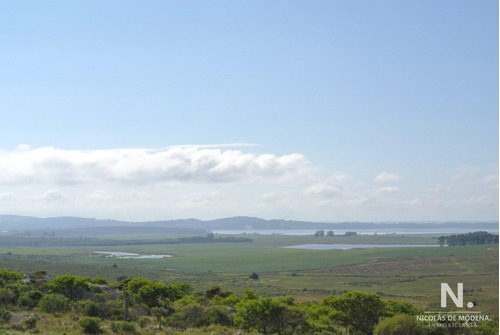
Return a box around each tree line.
[314,230,357,237]
[0,268,497,334]
[438,231,499,246]
[0,233,252,247]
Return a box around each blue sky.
[0,1,498,222]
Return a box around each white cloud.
[304,174,349,197]
[346,196,370,206]
[375,187,399,194]
[466,195,490,205]
[262,192,278,200]
[305,183,341,197]
[0,146,310,186]
[260,191,298,206]
[403,198,423,206]
[177,191,221,207]
[37,189,67,203]
[0,145,496,222]
[374,172,401,183]
[450,165,481,180]
[129,191,152,199]
[481,174,498,186]
[86,190,111,200]
[425,185,452,193]
[173,143,258,149]
[0,192,16,201]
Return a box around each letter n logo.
[441,283,463,308]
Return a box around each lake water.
[213,228,498,236]
[94,251,172,259]
[281,244,441,250]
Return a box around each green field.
[0,233,498,315]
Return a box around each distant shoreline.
[212,228,499,236]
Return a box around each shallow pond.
[94,251,172,259]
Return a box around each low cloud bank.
[0,146,310,185]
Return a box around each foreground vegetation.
[0,269,497,334]
[0,233,497,334]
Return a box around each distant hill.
[0,215,124,231]
[0,215,497,236]
[26,226,209,238]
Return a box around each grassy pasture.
[0,233,443,274]
[0,233,497,314]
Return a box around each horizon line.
[0,214,498,225]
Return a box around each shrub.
[249,273,259,280]
[78,316,102,334]
[111,321,138,334]
[17,290,43,309]
[50,274,90,301]
[0,269,23,283]
[90,277,108,285]
[201,305,234,326]
[137,316,151,328]
[0,288,16,307]
[221,293,240,307]
[375,314,426,335]
[82,299,100,317]
[24,316,38,329]
[102,299,123,320]
[9,323,24,332]
[16,293,31,309]
[235,297,303,334]
[38,293,72,314]
[0,309,11,322]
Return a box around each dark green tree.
[375,314,426,335]
[314,229,325,237]
[38,293,71,314]
[137,281,191,329]
[249,272,259,280]
[235,297,304,335]
[332,291,385,335]
[49,274,90,301]
[205,286,222,299]
[384,300,421,317]
[0,269,23,288]
[126,277,152,295]
[78,316,102,334]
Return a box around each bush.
[128,305,149,321]
[78,316,102,334]
[137,316,151,328]
[38,293,72,314]
[0,288,16,307]
[111,321,138,334]
[17,290,43,309]
[90,277,108,285]
[0,269,23,282]
[102,299,123,320]
[50,274,90,301]
[201,305,234,326]
[375,314,426,335]
[81,300,100,317]
[24,316,38,329]
[16,293,31,309]
[249,273,259,280]
[0,309,11,322]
